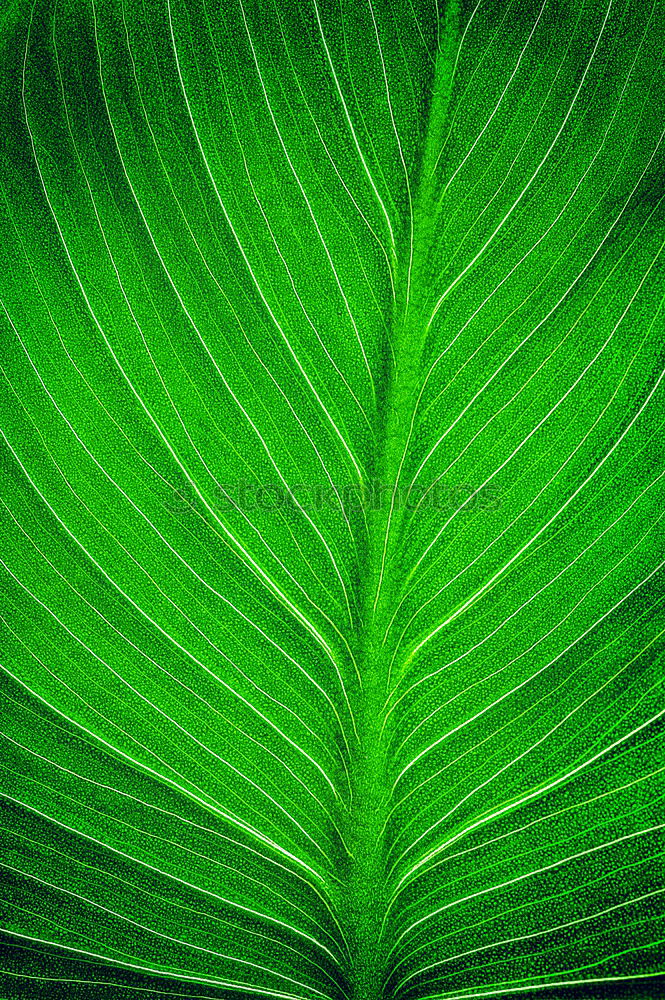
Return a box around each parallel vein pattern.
[0,1,663,998]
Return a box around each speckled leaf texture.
[0,0,664,998]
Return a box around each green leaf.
[1,1,663,998]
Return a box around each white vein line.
[410,973,664,1000]
[0,436,349,859]
[387,305,664,713]
[436,0,546,206]
[19,17,357,740]
[393,707,665,895]
[409,91,663,501]
[0,658,326,886]
[3,493,347,852]
[397,889,665,991]
[430,0,489,179]
[366,0,414,303]
[0,794,340,968]
[426,0,613,330]
[1,720,350,961]
[408,259,664,656]
[164,0,364,481]
[382,609,663,839]
[372,5,658,622]
[72,5,358,632]
[386,207,663,665]
[0,930,328,1000]
[205,36,368,571]
[273,1,394,296]
[119,0,365,584]
[0,677,350,958]
[2,558,338,868]
[386,568,664,887]
[391,474,664,751]
[1,556,336,874]
[390,763,665,973]
[3,230,356,730]
[0,342,348,797]
[312,0,397,261]
[236,0,375,400]
[394,823,664,948]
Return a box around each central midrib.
[345,7,460,997]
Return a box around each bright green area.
[0,1,664,998]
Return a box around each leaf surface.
[0,1,664,998]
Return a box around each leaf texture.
[0,1,664,998]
